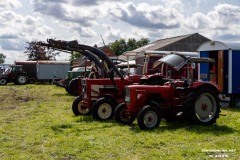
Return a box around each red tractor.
[114,53,221,130]
[37,39,148,120]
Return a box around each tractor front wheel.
[137,104,161,130]
[114,103,135,125]
[184,87,220,125]
[92,97,115,120]
[0,78,7,85]
[72,96,90,116]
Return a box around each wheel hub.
[78,103,89,114]
[19,76,26,83]
[144,111,157,127]
[195,93,217,122]
[98,103,112,119]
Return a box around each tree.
[0,53,6,64]
[24,41,59,61]
[69,51,82,63]
[109,38,150,56]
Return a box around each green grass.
[0,84,239,160]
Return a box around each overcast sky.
[1,0,240,64]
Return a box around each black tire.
[231,94,240,108]
[0,78,7,85]
[65,79,70,93]
[72,96,90,116]
[29,79,35,84]
[16,74,28,85]
[137,104,161,130]
[68,78,79,96]
[92,97,116,120]
[184,87,220,125]
[114,103,135,125]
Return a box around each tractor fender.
[148,100,162,116]
[189,82,220,94]
[102,94,118,106]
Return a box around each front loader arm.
[37,39,124,79]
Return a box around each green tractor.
[65,67,91,96]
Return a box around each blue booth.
[197,41,240,107]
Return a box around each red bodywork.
[79,74,142,110]
[125,80,220,117]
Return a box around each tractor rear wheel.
[92,97,115,120]
[68,78,79,96]
[114,103,135,125]
[137,104,161,130]
[16,74,28,85]
[184,87,220,125]
[0,78,7,85]
[72,96,90,116]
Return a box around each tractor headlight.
[124,87,130,102]
[125,96,130,102]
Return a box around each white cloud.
[185,3,240,30]
[0,0,22,10]
[0,10,54,51]
[109,2,182,29]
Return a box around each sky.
[1,0,240,64]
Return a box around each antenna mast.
[100,34,106,46]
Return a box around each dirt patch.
[14,96,34,102]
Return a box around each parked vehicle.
[0,60,70,86]
[114,53,220,130]
[15,61,70,84]
[0,65,28,85]
[64,66,91,96]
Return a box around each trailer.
[197,41,240,107]
[15,61,70,83]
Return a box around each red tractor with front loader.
[114,53,221,130]
[37,39,158,120]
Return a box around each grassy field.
[0,84,239,160]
